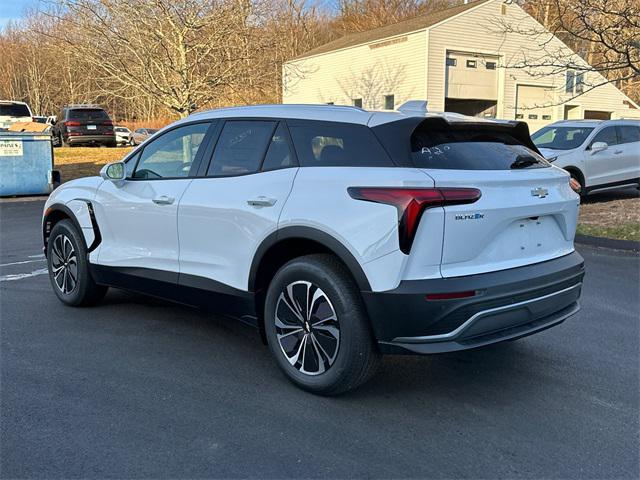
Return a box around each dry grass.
[578,188,640,241]
[55,146,132,182]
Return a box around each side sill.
[89,264,257,324]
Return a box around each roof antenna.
[397,100,428,114]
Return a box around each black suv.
[52,105,116,147]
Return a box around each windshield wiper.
[510,155,539,169]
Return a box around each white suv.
[532,119,640,196]
[42,105,584,394]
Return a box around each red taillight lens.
[102,120,113,126]
[64,121,81,126]
[347,187,481,253]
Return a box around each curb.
[575,234,640,252]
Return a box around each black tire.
[264,254,380,395]
[47,219,107,306]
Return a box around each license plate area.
[87,125,97,130]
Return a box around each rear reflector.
[426,291,476,300]
[347,187,481,253]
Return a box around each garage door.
[516,85,555,133]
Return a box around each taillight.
[64,121,81,126]
[347,187,481,253]
[102,120,113,126]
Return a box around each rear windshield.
[411,128,549,170]
[532,126,594,150]
[67,108,109,120]
[0,103,30,117]
[288,120,393,167]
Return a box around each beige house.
[282,0,639,132]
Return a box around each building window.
[466,60,477,68]
[486,61,496,70]
[326,102,334,105]
[515,113,524,119]
[446,57,457,67]
[565,71,575,93]
[353,98,363,108]
[576,73,584,94]
[542,115,552,120]
[384,94,395,110]
[528,114,538,119]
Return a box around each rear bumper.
[66,134,115,145]
[362,251,585,354]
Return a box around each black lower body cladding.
[362,251,585,354]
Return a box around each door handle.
[152,195,175,205]
[247,196,277,208]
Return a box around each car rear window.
[0,103,31,117]
[411,127,549,170]
[288,120,393,167]
[67,109,109,120]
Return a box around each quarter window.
[591,127,618,147]
[208,120,276,176]
[262,123,296,171]
[288,121,393,167]
[133,123,209,179]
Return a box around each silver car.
[532,119,640,196]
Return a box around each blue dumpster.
[0,132,60,196]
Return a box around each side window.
[617,126,640,145]
[288,121,393,167]
[591,127,618,147]
[207,121,276,176]
[262,123,296,171]
[125,151,140,178]
[133,123,209,179]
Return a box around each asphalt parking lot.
[1,199,638,479]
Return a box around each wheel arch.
[249,227,372,344]
[43,202,100,257]
[564,166,585,186]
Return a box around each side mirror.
[100,161,126,183]
[590,141,608,154]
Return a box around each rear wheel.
[47,220,107,306]
[264,254,380,395]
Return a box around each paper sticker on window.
[0,139,23,156]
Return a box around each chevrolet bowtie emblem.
[531,187,549,198]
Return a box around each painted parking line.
[0,268,49,282]
[0,259,46,267]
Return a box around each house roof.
[293,0,491,60]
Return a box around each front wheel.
[47,220,108,306]
[264,254,380,395]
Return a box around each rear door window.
[207,120,276,176]
[262,123,297,171]
[288,121,393,167]
[411,128,549,170]
[617,126,640,144]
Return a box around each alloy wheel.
[274,281,340,376]
[50,234,78,295]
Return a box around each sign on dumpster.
[0,139,23,156]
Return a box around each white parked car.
[114,126,133,146]
[532,119,640,196]
[0,100,33,130]
[42,104,584,394]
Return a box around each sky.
[0,0,40,29]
